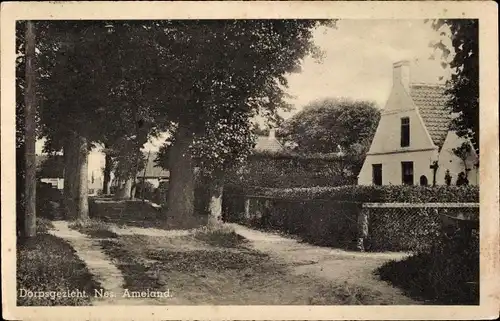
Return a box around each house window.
[372,164,382,186]
[401,161,414,185]
[401,117,410,147]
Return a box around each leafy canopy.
[429,19,479,152]
[280,97,381,154]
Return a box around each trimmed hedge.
[226,151,357,188]
[223,185,479,252]
[227,184,479,203]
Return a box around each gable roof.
[410,83,451,149]
[138,152,169,178]
[254,135,284,153]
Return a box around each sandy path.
[229,223,420,305]
[49,221,184,305]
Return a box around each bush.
[225,151,357,188]
[68,219,118,239]
[153,181,169,205]
[37,182,64,220]
[231,185,479,203]
[376,231,479,304]
[193,225,247,248]
[223,185,479,252]
[134,180,156,201]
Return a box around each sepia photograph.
[1,1,498,320]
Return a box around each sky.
[35,19,453,175]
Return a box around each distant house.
[36,154,103,194]
[137,152,170,188]
[358,60,478,186]
[254,129,284,153]
[36,155,64,189]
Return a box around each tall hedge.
[228,185,479,203]
[225,151,357,188]
[223,184,479,252]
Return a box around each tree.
[452,141,473,178]
[36,21,170,216]
[151,20,336,222]
[23,21,37,237]
[430,19,479,153]
[279,97,380,174]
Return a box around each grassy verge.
[68,219,118,239]
[192,224,247,248]
[376,233,479,305]
[17,232,101,306]
[100,231,396,305]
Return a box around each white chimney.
[393,60,411,92]
[269,129,276,139]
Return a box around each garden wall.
[223,185,479,252]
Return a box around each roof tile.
[410,84,452,149]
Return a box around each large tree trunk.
[63,134,78,219]
[207,181,223,227]
[129,146,141,200]
[122,178,133,199]
[166,126,195,224]
[75,135,89,220]
[103,147,112,195]
[23,20,36,237]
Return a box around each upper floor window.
[401,117,410,147]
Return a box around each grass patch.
[376,233,479,305]
[68,219,117,239]
[192,224,247,248]
[17,233,101,306]
[100,234,402,305]
[37,217,54,234]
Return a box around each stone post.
[356,207,370,251]
[244,197,250,222]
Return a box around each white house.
[358,60,478,186]
[254,129,284,152]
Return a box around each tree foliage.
[430,19,479,152]
[279,98,380,154]
[155,20,336,175]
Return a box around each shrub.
[376,230,479,304]
[134,180,156,200]
[193,225,247,248]
[230,185,479,203]
[225,151,357,188]
[153,181,169,205]
[223,185,479,252]
[68,219,118,239]
[37,182,64,220]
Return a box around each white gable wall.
[358,61,437,185]
[436,131,479,185]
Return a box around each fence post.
[357,206,370,251]
[244,197,250,221]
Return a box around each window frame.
[372,164,383,186]
[401,161,414,185]
[401,117,410,147]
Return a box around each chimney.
[393,60,411,92]
[269,128,276,139]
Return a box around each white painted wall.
[436,131,479,186]
[359,61,438,185]
[359,149,438,185]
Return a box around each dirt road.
[230,223,420,305]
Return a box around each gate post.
[357,206,370,251]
